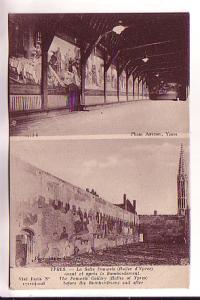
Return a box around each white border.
[1,0,200,297]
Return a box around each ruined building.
[139,145,190,244]
[10,156,139,267]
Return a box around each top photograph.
[8,13,189,137]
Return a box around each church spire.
[178,143,185,175]
[177,144,188,215]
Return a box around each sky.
[10,138,189,215]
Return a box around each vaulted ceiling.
[9,13,189,85]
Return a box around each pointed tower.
[177,144,188,215]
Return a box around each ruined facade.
[10,156,139,267]
[139,145,190,244]
[139,213,186,243]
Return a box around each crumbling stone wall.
[139,214,186,243]
[10,156,139,266]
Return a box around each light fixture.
[142,57,149,63]
[112,21,127,35]
[155,73,159,77]
[94,21,127,48]
[142,51,149,63]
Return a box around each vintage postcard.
[9,13,190,289]
[9,13,189,137]
[10,138,189,289]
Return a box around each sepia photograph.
[7,11,191,291]
[10,138,189,275]
[3,0,200,295]
[8,13,189,136]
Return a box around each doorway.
[15,228,35,266]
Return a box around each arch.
[21,227,35,237]
[16,227,35,267]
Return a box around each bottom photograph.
[9,137,190,289]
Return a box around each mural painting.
[106,65,117,92]
[9,24,42,90]
[128,76,133,95]
[48,36,81,94]
[119,71,126,93]
[85,49,104,90]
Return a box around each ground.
[10,100,189,136]
[38,243,189,267]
